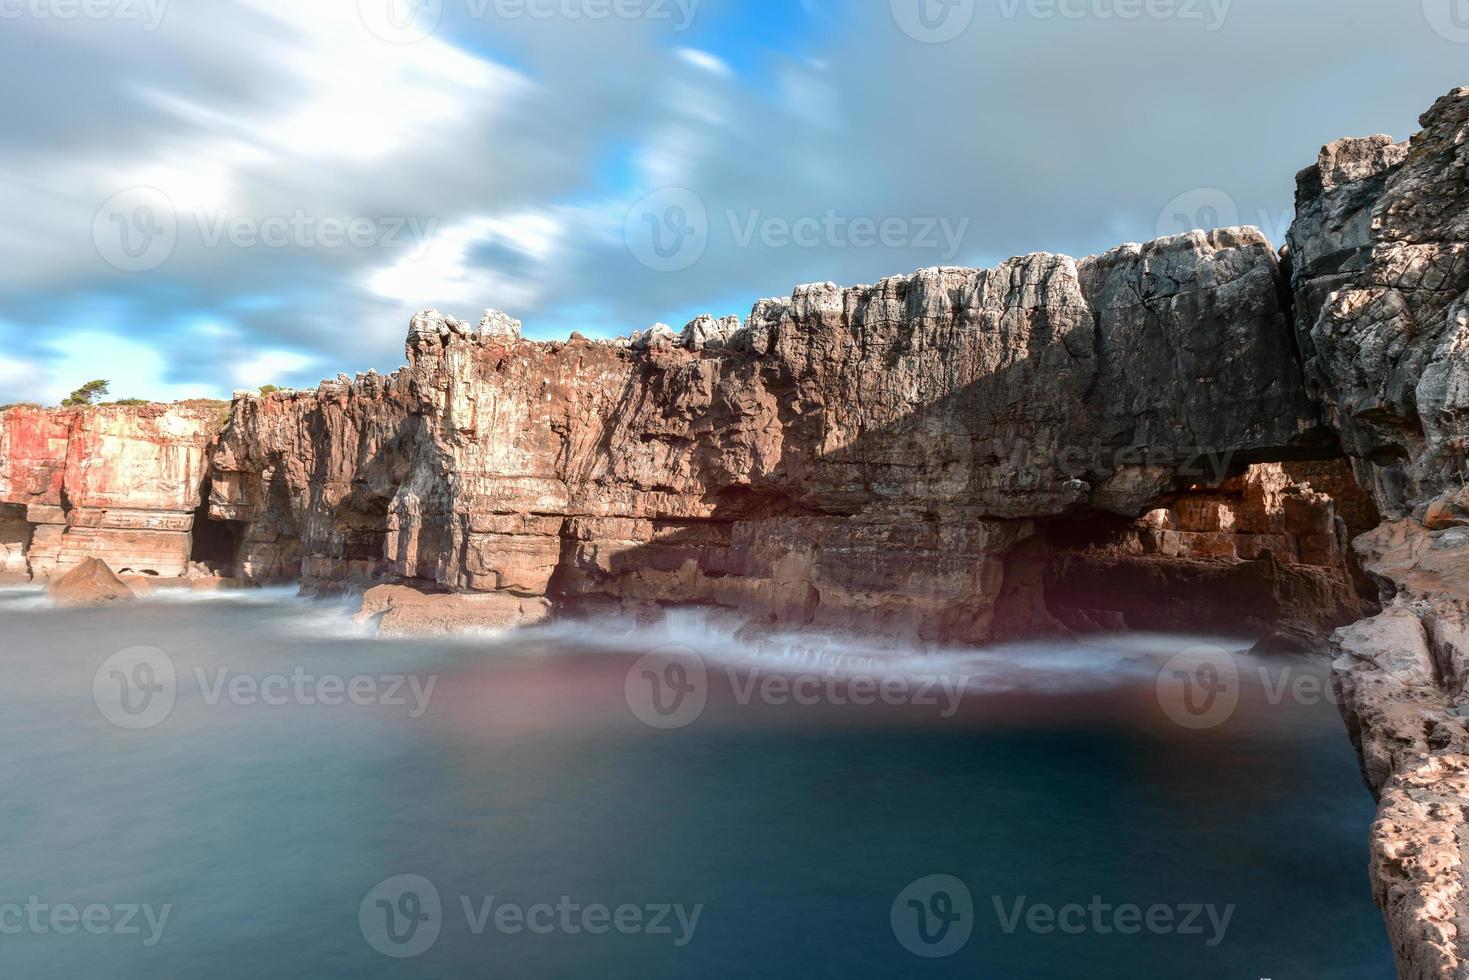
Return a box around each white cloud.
[43,332,217,405]
[675,48,731,76]
[366,211,564,315]
[0,0,1463,406]
[232,350,317,390]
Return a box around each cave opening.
[190,479,246,574]
[998,458,1383,648]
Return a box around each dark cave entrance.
[190,478,245,573]
[996,459,1383,646]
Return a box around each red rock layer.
[0,403,225,578]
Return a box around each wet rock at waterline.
[47,557,135,609]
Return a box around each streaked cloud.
[0,0,1463,404]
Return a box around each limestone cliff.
[1288,87,1469,979]
[0,403,226,579]
[0,84,1464,980]
[207,228,1366,642]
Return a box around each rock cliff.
[206,227,1366,643]
[1287,87,1469,979]
[0,403,226,580]
[0,84,1465,979]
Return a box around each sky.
[0,0,1463,404]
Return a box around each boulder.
[354,584,552,637]
[47,557,135,609]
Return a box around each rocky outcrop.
[354,584,551,637]
[1289,87,1469,519]
[209,229,1358,645]
[0,402,227,579]
[1286,88,1469,978]
[47,556,135,608]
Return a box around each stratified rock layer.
[209,230,1347,645]
[0,403,225,578]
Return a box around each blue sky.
[0,0,1464,403]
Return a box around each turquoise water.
[0,589,1390,978]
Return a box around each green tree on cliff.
[61,380,110,407]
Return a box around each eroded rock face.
[0,403,226,578]
[1288,87,1469,979]
[1289,87,1469,518]
[210,228,1343,645]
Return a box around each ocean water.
[0,588,1391,978]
